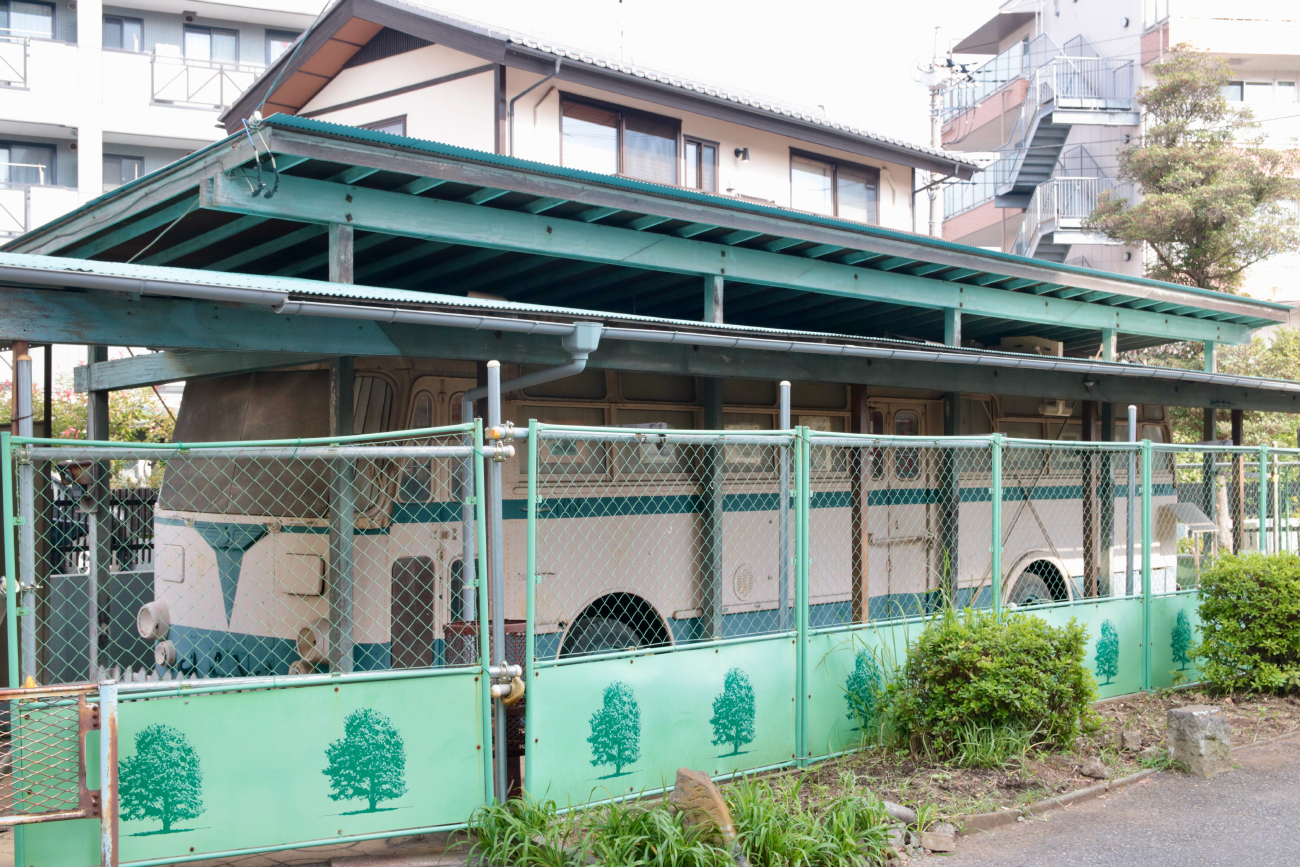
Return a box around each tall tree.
[1088,45,1300,292]
[710,667,756,756]
[118,724,205,833]
[587,681,641,776]
[1095,620,1120,687]
[322,708,408,812]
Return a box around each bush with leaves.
[889,608,1096,754]
[1197,552,1300,693]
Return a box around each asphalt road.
[945,734,1300,867]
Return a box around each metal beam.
[201,172,1252,345]
[73,349,333,392]
[9,286,1295,411]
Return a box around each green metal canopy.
[3,114,1288,357]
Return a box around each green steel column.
[1141,440,1153,692]
[795,427,810,767]
[523,420,539,794]
[1,432,17,687]
[473,420,495,804]
[1259,444,1270,553]
[990,434,1003,615]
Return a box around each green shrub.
[728,771,890,867]
[889,608,1096,754]
[1197,552,1300,693]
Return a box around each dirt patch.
[1096,690,1300,747]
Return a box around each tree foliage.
[587,681,641,776]
[1087,45,1300,292]
[1197,552,1300,693]
[118,724,205,833]
[710,667,756,756]
[322,708,408,812]
[0,371,175,443]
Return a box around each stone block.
[1121,731,1142,752]
[883,801,918,825]
[919,823,957,853]
[668,768,735,845]
[1168,705,1231,778]
[1080,758,1107,779]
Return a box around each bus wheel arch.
[559,592,673,658]
[1004,554,1071,607]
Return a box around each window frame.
[360,115,407,136]
[683,135,719,192]
[102,153,145,191]
[559,93,682,186]
[0,0,55,39]
[0,139,54,186]
[102,13,143,52]
[789,148,881,224]
[183,23,240,63]
[264,28,299,65]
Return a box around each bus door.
[867,401,939,613]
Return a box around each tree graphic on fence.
[119,724,204,833]
[323,708,408,812]
[844,649,883,730]
[711,668,756,756]
[1095,620,1120,686]
[1171,609,1193,671]
[588,681,641,776]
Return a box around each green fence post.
[1,432,17,687]
[795,427,810,767]
[1141,439,1153,692]
[523,419,539,794]
[990,434,1003,615]
[1259,444,1270,553]
[473,419,495,804]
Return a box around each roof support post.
[1101,328,1117,363]
[849,385,870,623]
[1099,402,1115,595]
[86,345,110,680]
[1204,340,1216,374]
[943,308,961,347]
[328,222,354,284]
[1231,409,1245,554]
[701,377,724,640]
[1082,400,1098,597]
[704,275,724,324]
[327,352,355,675]
[939,391,960,606]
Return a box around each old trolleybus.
[123,354,1192,680]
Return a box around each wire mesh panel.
[805,435,996,623]
[0,686,97,826]
[10,427,485,686]
[527,427,799,661]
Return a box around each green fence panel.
[528,637,796,806]
[24,672,486,866]
[1032,597,1144,699]
[1148,590,1202,689]
[804,621,916,761]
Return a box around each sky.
[424,0,995,150]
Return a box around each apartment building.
[941,0,1300,299]
[217,0,976,241]
[0,0,323,238]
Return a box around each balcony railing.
[0,34,29,89]
[943,158,1009,219]
[151,51,263,110]
[0,181,80,237]
[1010,177,1132,258]
[943,33,1059,124]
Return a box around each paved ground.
[946,734,1300,866]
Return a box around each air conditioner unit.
[1000,336,1064,357]
[1038,399,1072,418]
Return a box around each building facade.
[941,0,1300,300]
[0,0,322,238]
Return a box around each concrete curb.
[958,769,1158,836]
[1230,729,1300,753]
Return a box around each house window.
[1244,81,1275,103]
[790,151,879,224]
[1221,81,1243,101]
[103,15,142,51]
[361,116,406,136]
[1280,82,1297,102]
[103,154,144,192]
[684,137,717,192]
[184,24,239,63]
[265,29,298,64]
[561,97,679,185]
[0,1,53,38]
[0,141,53,185]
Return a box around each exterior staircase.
[1011,177,1132,261]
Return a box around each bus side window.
[354,376,393,434]
[894,410,920,480]
[400,391,435,501]
[449,558,465,623]
[870,409,885,479]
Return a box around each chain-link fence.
[526,425,800,663]
[0,685,97,825]
[5,426,487,686]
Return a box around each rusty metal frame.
[0,682,103,828]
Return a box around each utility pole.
[917,27,958,239]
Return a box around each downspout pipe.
[508,58,561,157]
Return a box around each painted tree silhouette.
[587,681,641,776]
[1095,620,1120,686]
[323,708,408,812]
[710,668,756,756]
[844,649,883,729]
[1171,608,1193,671]
[118,724,204,833]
